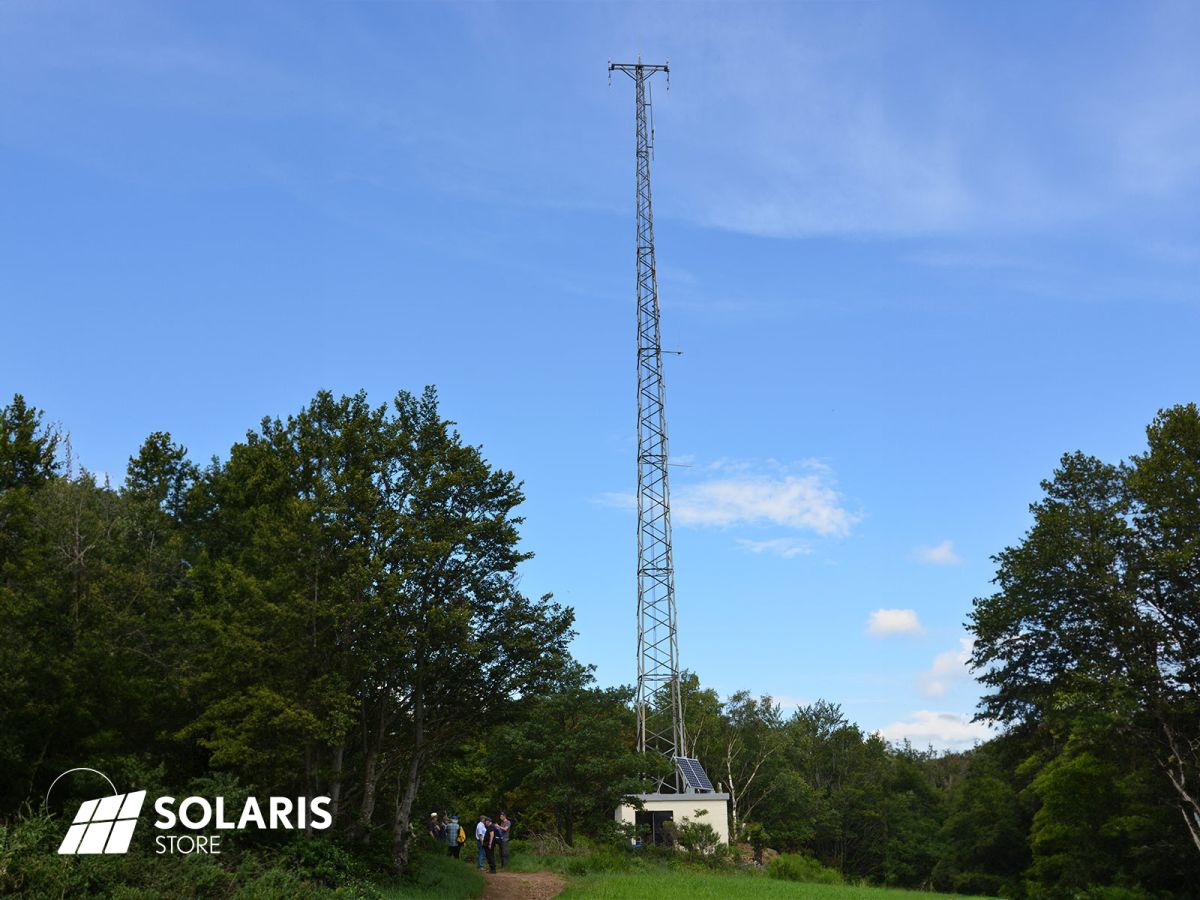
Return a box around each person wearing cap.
[427,812,443,842]
[444,814,462,858]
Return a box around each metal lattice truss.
[610,59,684,791]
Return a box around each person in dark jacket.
[427,812,443,842]
[483,817,498,873]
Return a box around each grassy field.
[369,841,994,900]
[557,870,990,900]
[492,841,993,900]
[372,861,991,900]
[376,851,485,899]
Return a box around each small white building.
[615,791,731,846]
[616,756,731,846]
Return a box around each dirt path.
[480,870,565,900]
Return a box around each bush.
[659,817,736,869]
[233,866,321,899]
[0,805,382,899]
[742,822,770,865]
[768,853,844,885]
[949,870,1010,897]
[1077,888,1148,900]
[282,835,369,887]
[594,819,640,850]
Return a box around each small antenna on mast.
[648,79,655,160]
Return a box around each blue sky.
[3,1,1198,749]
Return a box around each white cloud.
[916,540,962,565]
[627,3,1200,242]
[592,491,637,511]
[919,638,975,698]
[736,538,812,558]
[594,461,857,558]
[674,473,857,536]
[879,711,993,751]
[866,608,923,637]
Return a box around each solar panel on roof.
[673,756,715,792]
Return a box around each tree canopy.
[970,404,1200,856]
[3,392,1200,897]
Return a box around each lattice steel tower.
[610,58,684,789]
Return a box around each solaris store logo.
[59,789,146,855]
[49,768,332,856]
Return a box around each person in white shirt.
[475,815,487,870]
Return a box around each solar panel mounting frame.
[673,756,715,793]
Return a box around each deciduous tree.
[970,404,1200,856]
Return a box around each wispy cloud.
[919,638,975,698]
[593,460,857,558]
[592,491,636,511]
[879,710,993,751]
[915,540,962,566]
[866,608,923,637]
[736,538,812,559]
[674,472,857,536]
[632,3,1200,243]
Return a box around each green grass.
[557,870,991,899]
[369,842,994,900]
[480,842,993,900]
[375,850,485,899]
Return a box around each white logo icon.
[58,790,147,855]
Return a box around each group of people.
[426,811,512,874]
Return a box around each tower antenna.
[609,58,685,792]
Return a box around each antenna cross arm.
[609,61,669,77]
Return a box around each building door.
[634,810,674,846]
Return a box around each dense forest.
[1,390,1198,898]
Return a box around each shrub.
[660,817,736,869]
[233,866,321,899]
[594,819,640,849]
[742,822,770,865]
[950,871,1010,897]
[1077,888,1148,900]
[0,805,370,899]
[768,853,844,885]
[282,835,368,887]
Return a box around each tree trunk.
[360,749,380,830]
[392,679,425,872]
[1160,720,1200,854]
[329,742,345,825]
[725,738,740,839]
[735,749,774,830]
[359,699,389,833]
[392,751,424,870]
[304,741,314,796]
